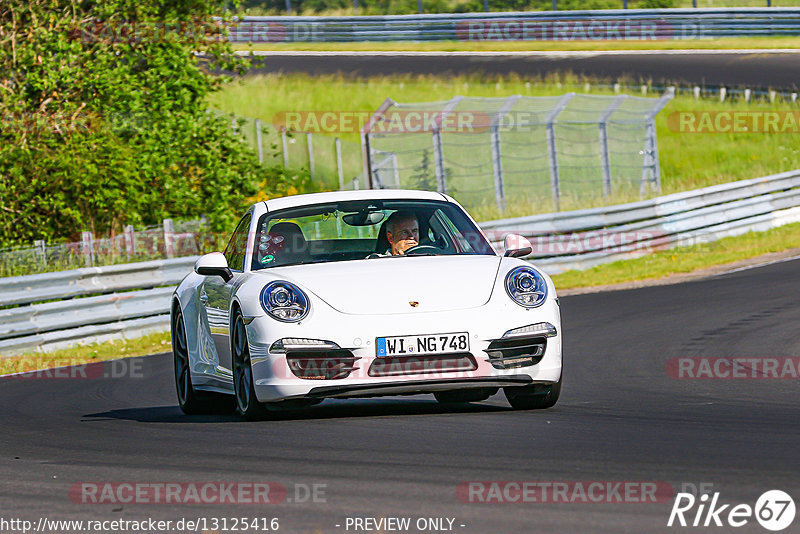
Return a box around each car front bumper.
[246,297,562,403]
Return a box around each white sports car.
[171,189,562,418]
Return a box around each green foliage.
[0,0,286,247]
[239,0,673,15]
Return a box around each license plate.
[376,332,469,357]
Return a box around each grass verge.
[550,221,800,289]
[0,332,172,376]
[211,72,800,220]
[232,36,800,53]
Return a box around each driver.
[385,211,419,255]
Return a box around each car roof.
[262,189,450,213]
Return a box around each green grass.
[233,35,800,52]
[0,332,171,375]
[210,72,800,220]
[550,221,800,289]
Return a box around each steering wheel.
[404,245,442,256]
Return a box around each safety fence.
[364,90,673,212]
[226,8,800,43]
[1,168,799,355]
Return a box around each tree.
[0,0,285,246]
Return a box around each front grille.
[368,353,478,377]
[286,350,359,380]
[484,336,546,369]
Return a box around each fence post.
[545,93,575,212]
[307,133,315,180]
[335,137,345,189]
[34,240,46,268]
[490,95,521,213]
[163,219,176,259]
[124,225,136,256]
[598,94,628,200]
[431,96,464,194]
[640,87,675,196]
[255,118,264,164]
[81,231,95,267]
[281,128,289,167]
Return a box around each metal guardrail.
[2,169,800,355]
[227,9,800,43]
[483,168,800,273]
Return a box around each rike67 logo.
[668,490,796,531]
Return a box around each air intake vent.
[369,353,478,377]
[286,350,359,380]
[485,336,546,369]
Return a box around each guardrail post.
[599,95,628,200]
[163,219,175,259]
[255,119,264,164]
[34,240,46,268]
[81,231,95,267]
[336,138,345,189]
[490,95,521,213]
[307,133,315,180]
[124,225,136,256]
[546,93,575,212]
[431,96,464,194]
[281,128,289,167]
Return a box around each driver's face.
[388,217,419,255]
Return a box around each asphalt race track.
[242,50,800,90]
[1,257,798,533]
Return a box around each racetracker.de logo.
[667,111,800,134]
[70,482,287,505]
[457,481,674,504]
[455,19,675,41]
[667,357,800,380]
[2,359,144,380]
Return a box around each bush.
[0,0,286,248]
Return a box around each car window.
[223,213,252,272]
[252,200,495,270]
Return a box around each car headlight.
[260,281,309,322]
[505,266,548,308]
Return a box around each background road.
[1,258,799,533]
[242,51,800,90]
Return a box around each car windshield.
[251,199,495,270]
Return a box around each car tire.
[504,375,562,410]
[434,388,497,404]
[173,308,230,415]
[232,311,270,421]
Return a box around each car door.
[201,212,252,377]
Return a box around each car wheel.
[173,309,223,414]
[504,375,562,410]
[232,312,270,420]
[434,388,497,404]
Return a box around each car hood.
[262,255,502,315]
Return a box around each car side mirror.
[503,234,533,258]
[194,252,233,282]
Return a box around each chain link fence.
[364,90,673,213]
[0,220,224,278]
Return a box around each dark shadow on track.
[82,398,513,423]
